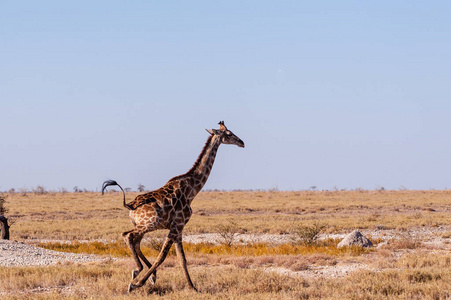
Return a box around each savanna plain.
[1,189,451,299]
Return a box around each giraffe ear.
[206,129,221,135]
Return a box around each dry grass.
[0,252,450,299]
[5,190,451,240]
[1,190,451,299]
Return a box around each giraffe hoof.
[128,283,139,293]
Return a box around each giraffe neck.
[187,134,222,192]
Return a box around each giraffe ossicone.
[102,121,244,292]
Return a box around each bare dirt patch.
[0,240,114,267]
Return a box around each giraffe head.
[206,121,245,148]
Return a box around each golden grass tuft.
[38,239,371,259]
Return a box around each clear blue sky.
[1,1,451,191]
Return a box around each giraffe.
[102,121,244,292]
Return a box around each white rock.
[337,230,373,248]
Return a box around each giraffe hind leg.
[122,230,145,280]
[129,235,175,292]
[135,241,157,284]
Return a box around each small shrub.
[290,222,327,245]
[217,220,240,246]
[147,236,165,252]
[383,239,422,250]
[380,231,423,250]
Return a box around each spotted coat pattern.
[103,121,244,292]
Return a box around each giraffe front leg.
[128,235,174,293]
[175,238,198,292]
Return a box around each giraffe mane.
[169,134,214,181]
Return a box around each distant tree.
[137,184,145,193]
[33,186,47,195]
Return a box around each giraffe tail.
[101,180,131,210]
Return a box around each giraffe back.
[127,176,197,231]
